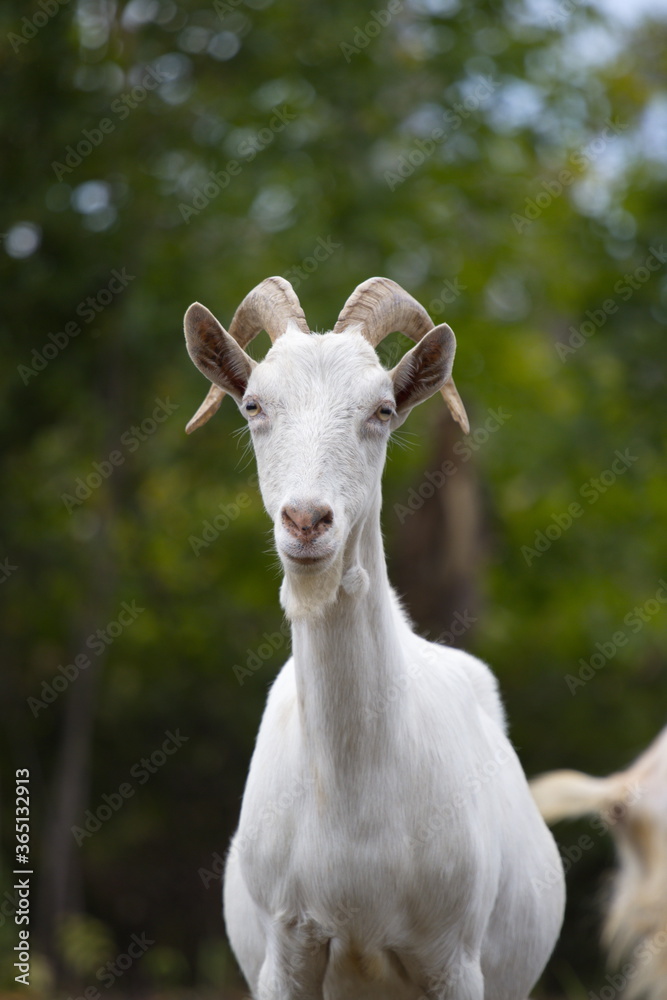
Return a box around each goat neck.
[288,484,409,782]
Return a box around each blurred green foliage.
[1,0,666,995]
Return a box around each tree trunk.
[35,542,116,975]
[390,410,482,644]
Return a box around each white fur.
[531,726,667,1000]
[213,329,565,999]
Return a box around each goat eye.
[376,404,394,422]
[244,400,261,416]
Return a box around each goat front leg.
[256,916,329,1000]
[412,949,484,1000]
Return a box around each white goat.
[184,276,564,1000]
[531,725,667,1000]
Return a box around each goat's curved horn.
[228,275,310,345]
[333,276,469,433]
[185,276,309,434]
[185,383,226,435]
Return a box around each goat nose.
[281,503,334,540]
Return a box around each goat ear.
[389,324,456,417]
[529,769,613,825]
[184,302,256,403]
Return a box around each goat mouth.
[277,527,340,572]
[279,544,338,571]
[283,552,331,566]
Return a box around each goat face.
[246,330,398,574]
[184,279,458,617]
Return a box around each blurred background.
[1,0,666,996]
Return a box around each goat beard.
[279,553,347,622]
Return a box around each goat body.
[531,725,667,1000]
[185,278,565,999]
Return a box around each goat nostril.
[282,509,297,531]
[282,504,334,539]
